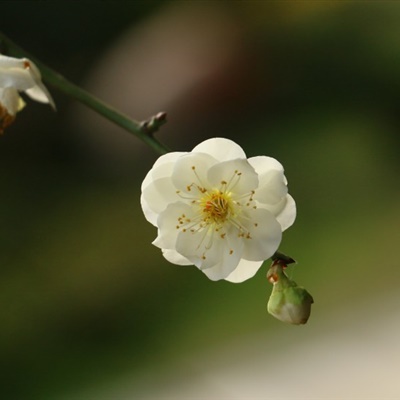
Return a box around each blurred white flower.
[141,138,296,282]
[0,54,55,133]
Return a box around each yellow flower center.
[200,191,232,225]
[173,164,261,261]
[175,165,257,241]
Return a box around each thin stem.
[0,32,170,155]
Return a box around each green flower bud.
[267,260,314,325]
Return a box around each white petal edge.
[162,249,192,265]
[141,151,187,192]
[248,155,284,174]
[141,176,180,226]
[192,137,246,162]
[276,194,296,231]
[224,259,264,283]
[0,54,27,68]
[25,84,56,109]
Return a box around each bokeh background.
[1,1,400,399]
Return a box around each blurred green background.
[1,1,400,399]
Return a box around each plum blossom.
[140,138,296,283]
[0,54,55,133]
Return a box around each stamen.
[224,169,243,192]
[191,165,207,189]
[176,184,205,200]
[175,171,261,263]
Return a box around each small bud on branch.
[267,257,314,325]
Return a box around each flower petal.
[177,229,224,270]
[141,151,186,191]
[141,176,180,225]
[200,232,245,280]
[25,84,55,109]
[248,155,284,174]
[141,152,187,225]
[239,208,282,261]
[162,249,192,265]
[153,201,193,249]
[22,59,55,107]
[276,194,296,231]
[253,169,288,205]
[207,158,259,195]
[0,54,26,68]
[176,223,244,272]
[0,87,22,115]
[171,152,217,192]
[0,67,37,91]
[192,137,246,161]
[224,259,264,283]
[257,194,296,232]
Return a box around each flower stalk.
[0,31,170,155]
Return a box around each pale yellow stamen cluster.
[174,165,260,260]
[200,191,232,225]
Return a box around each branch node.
[140,112,167,136]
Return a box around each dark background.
[1,2,400,398]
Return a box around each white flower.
[0,54,55,133]
[141,138,296,283]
